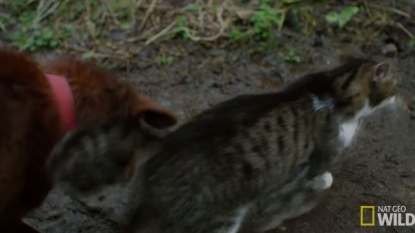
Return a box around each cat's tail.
[47,115,165,198]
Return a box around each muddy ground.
[21,37,415,233]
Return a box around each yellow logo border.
[360,206,375,226]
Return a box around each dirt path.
[24,41,415,233]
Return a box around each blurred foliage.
[0,0,412,66]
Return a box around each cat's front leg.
[308,130,341,179]
[307,114,344,179]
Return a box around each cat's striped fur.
[48,57,398,233]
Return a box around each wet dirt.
[24,39,415,233]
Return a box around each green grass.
[0,0,412,66]
[278,49,301,63]
[250,3,285,39]
[155,55,174,66]
[325,6,360,28]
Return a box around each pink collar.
[46,74,77,134]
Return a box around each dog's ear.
[131,94,178,129]
[0,47,47,86]
[47,116,156,196]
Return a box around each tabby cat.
[48,57,398,233]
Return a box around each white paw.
[320,172,333,190]
[308,172,333,191]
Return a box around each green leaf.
[282,0,301,4]
[102,62,110,69]
[49,40,59,47]
[230,29,241,39]
[106,0,130,10]
[43,29,54,39]
[62,24,73,38]
[338,6,359,28]
[165,56,174,65]
[155,56,174,66]
[260,0,272,5]
[340,6,359,19]
[35,38,43,46]
[33,30,41,37]
[176,16,187,26]
[26,37,34,46]
[121,22,130,30]
[63,24,74,32]
[325,11,339,24]
[182,32,190,40]
[183,4,203,12]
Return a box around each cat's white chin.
[339,95,397,148]
[355,99,376,118]
[357,96,398,119]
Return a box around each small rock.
[207,49,225,56]
[382,43,397,56]
[107,30,128,42]
[180,76,192,84]
[234,8,255,20]
[138,48,154,59]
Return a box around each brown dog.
[0,48,178,233]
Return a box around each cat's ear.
[132,94,178,129]
[372,61,391,81]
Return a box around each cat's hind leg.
[281,171,333,220]
[251,171,333,232]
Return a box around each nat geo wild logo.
[360,205,415,227]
